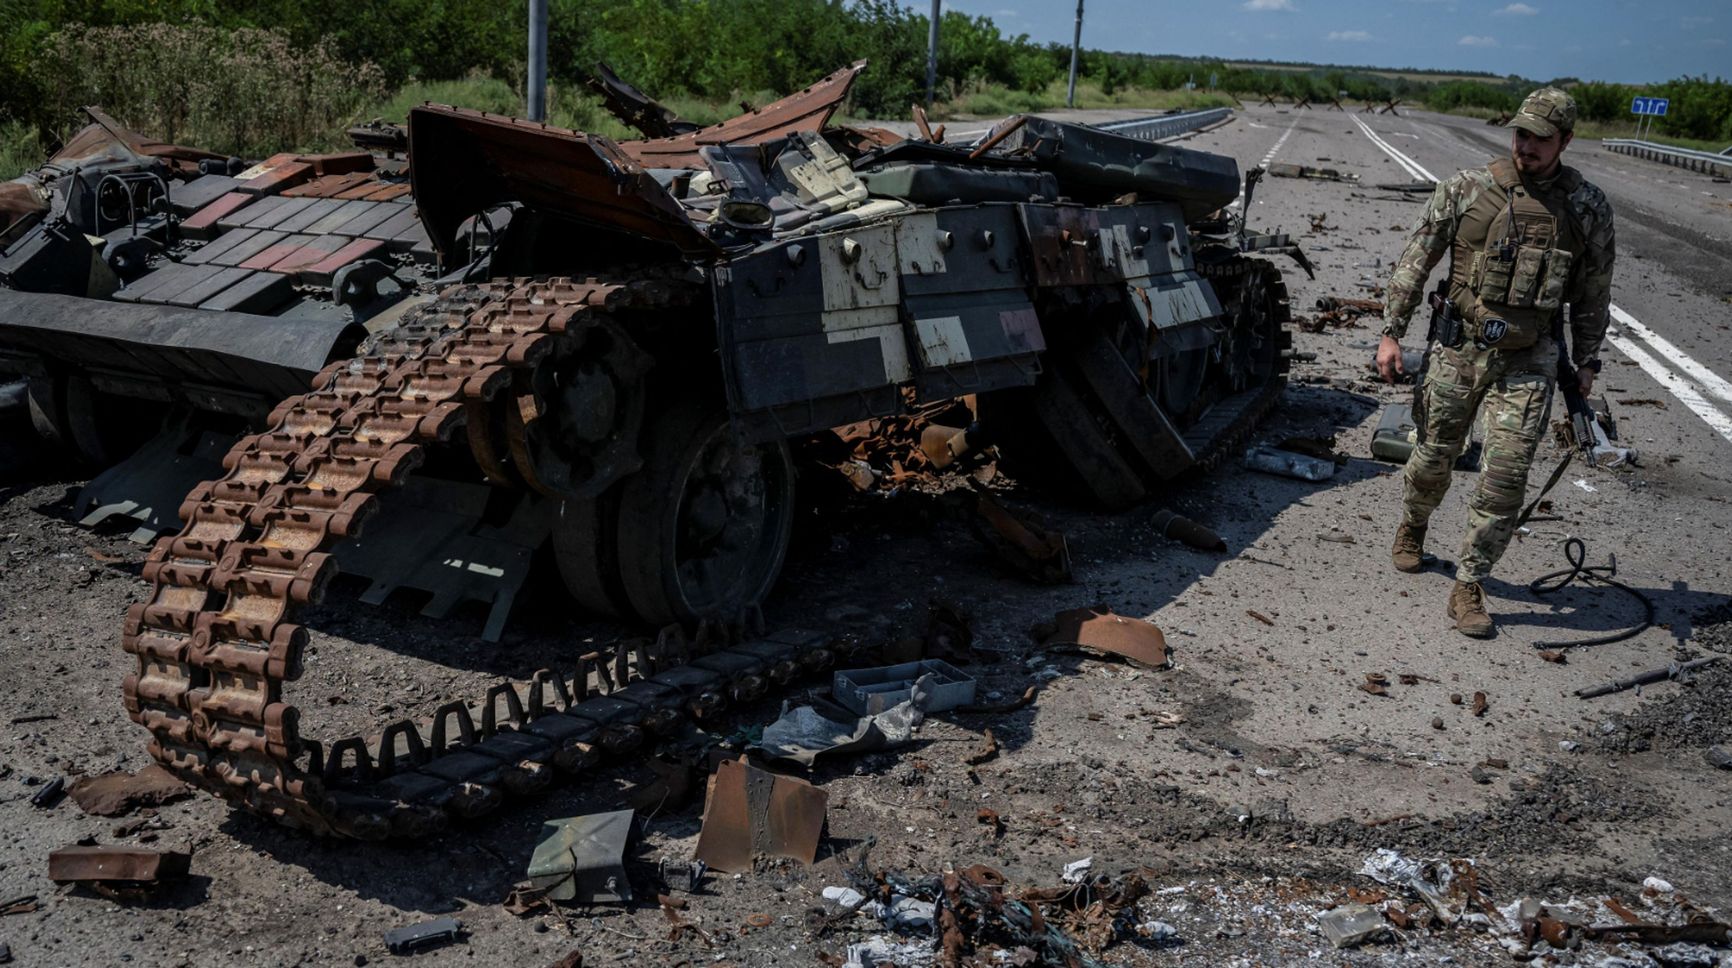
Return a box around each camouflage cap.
[1507,87,1576,138]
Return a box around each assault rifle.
[1555,339,1597,462]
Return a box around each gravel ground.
[2,105,1731,968]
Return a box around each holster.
[1426,288,1465,350]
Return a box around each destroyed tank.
[0,63,1306,837]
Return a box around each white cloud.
[1495,3,1538,14]
[1327,30,1373,41]
[1243,0,1295,10]
[1458,34,1499,46]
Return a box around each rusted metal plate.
[617,61,865,170]
[408,105,715,262]
[1041,605,1171,670]
[693,758,826,874]
[48,846,190,884]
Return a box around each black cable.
[1528,536,1655,649]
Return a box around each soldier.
[1374,87,1615,637]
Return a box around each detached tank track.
[1188,254,1293,474]
[120,274,851,839]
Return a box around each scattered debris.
[1361,849,1482,925]
[28,776,65,809]
[1317,902,1390,948]
[8,713,56,724]
[67,766,192,817]
[840,936,935,968]
[1038,605,1172,670]
[1307,294,1386,333]
[1376,181,1435,193]
[841,845,1150,967]
[1472,691,1489,717]
[966,491,1073,584]
[1538,649,1567,664]
[1706,746,1732,770]
[47,845,190,899]
[1576,656,1721,699]
[1277,435,1349,466]
[383,916,464,956]
[1247,609,1276,627]
[1149,508,1226,552]
[977,807,1005,838]
[834,659,976,716]
[658,857,706,893]
[527,810,635,903]
[964,729,999,766]
[1243,445,1338,481]
[1060,857,1093,883]
[0,895,38,916]
[1360,673,1391,697]
[754,696,925,766]
[693,758,827,872]
[1267,162,1359,183]
[958,685,1038,715]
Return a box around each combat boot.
[1391,523,1426,573]
[1448,581,1495,638]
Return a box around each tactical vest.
[1446,157,1585,350]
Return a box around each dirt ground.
[1,106,1730,968]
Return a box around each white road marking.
[1261,116,1299,167]
[1605,332,1732,444]
[1351,114,1436,182]
[1610,305,1732,406]
[1355,115,1732,446]
[1231,115,1300,209]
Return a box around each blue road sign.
[1630,97,1671,116]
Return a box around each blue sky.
[938,0,1726,84]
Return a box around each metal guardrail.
[1602,138,1732,177]
[1097,107,1234,142]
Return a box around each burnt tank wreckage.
[0,63,1308,837]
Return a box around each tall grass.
[0,120,42,180]
[31,24,385,158]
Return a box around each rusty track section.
[119,276,842,839]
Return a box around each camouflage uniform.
[1382,88,1615,584]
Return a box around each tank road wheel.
[614,399,796,626]
[25,374,160,467]
[551,489,631,617]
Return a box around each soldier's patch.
[1481,316,1508,344]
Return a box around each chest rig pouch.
[1458,159,1576,350]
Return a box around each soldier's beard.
[1513,150,1561,179]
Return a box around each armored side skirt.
[0,288,363,413]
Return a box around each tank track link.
[119,275,856,839]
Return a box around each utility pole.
[926,0,940,106]
[527,0,548,121]
[1066,0,1084,108]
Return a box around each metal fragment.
[47,845,190,887]
[383,916,464,955]
[694,758,827,874]
[527,810,635,903]
[1041,605,1172,670]
[28,776,64,808]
